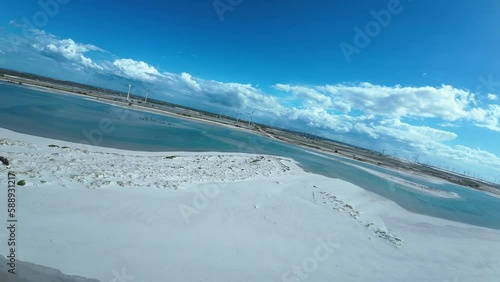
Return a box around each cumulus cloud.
[273,82,500,132]
[274,84,333,108]
[332,101,352,113]
[194,80,282,112]
[8,21,104,70]
[180,72,201,91]
[451,145,500,167]
[350,118,500,178]
[410,141,500,176]
[319,83,473,121]
[43,38,103,70]
[469,105,500,131]
[374,119,457,143]
[112,59,162,82]
[487,93,498,100]
[284,107,379,133]
[287,107,351,132]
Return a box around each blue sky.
[1,0,499,181]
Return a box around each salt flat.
[0,128,499,282]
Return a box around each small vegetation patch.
[164,156,177,159]
[251,156,265,163]
[17,180,26,186]
[48,144,60,148]
[62,146,70,149]
[461,179,480,188]
[0,156,9,166]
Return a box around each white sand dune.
[0,138,293,191]
[0,128,499,282]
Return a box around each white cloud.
[274,84,333,108]
[9,20,47,37]
[487,93,498,100]
[269,83,499,177]
[413,142,500,176]
[469,105,500,131]
[284,107,378,134]
[319,83,474,121]
[8,21,103,70]
[452,145,500,167]
[112,59,162,82]
[351,119,500,178]
[202,81,283,113]
[374,119,457,143]
[273,82,500,133]
[180,72,201,91]
[332,101,352,113]
[44,38,103,70]
[155,73,284,116]
[286,107,353,132]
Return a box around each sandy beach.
[1,128,499,281]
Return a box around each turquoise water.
[1,82,499,229]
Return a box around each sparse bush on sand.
[0,156,9,166]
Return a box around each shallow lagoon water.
[1,82,499,229]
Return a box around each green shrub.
[17,180,26,186]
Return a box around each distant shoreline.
[1,74,499,198]
[0,76,259,135]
